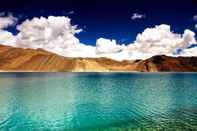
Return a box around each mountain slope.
[0,45,197,72]
[136,55,197,72]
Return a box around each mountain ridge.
[0,45,197,72]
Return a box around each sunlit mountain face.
[0,0,197,60]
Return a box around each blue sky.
[0,0,197,45]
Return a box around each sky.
[0,0,197,61]
[0,0,197,45]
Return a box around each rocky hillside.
[135,55,197,72]
[0,45,196,72]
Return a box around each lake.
[0,73,197,131]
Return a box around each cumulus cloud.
[127,24,197,59]
[13,16,99,59]
[16,16,82,56]
[61,43,96,58]
[131,13,146,20]
[0,14,17,45]
[180,47,197,56]
[96,38,125,54]
[0,14,17,29]
[0,31,16,46]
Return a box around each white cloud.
[67,11,74,15]
[179,47,197,56]
[195,24,197,29]
[16,16,82,56]
[193,15,197,30]
[131,13,146,20]
[96,38,125,54]
[0,30,16,46]
[0,14,17,45]
[193,15,197,21]
[14,16,100,59]
[0,14,17,29]
[127,24,197,59]
[61,43,97,58]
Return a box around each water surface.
[0,73,197,131]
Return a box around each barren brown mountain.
[0,45,197,72]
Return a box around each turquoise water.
[0,73,197,131]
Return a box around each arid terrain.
[0,45,197,72]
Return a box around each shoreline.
[0,71,197,73]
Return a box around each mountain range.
[0,45,197,72]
